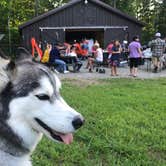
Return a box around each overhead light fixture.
[85,0,88,4]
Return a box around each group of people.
[106,32,166,77]
[128,32,165,76]
[39,32,165,76]
[40,39,103,74]
[80,38,138,76]
[41,43,82,73]
[85,38,141,77]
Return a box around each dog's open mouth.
[35,118,73,144]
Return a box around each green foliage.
[0,0,165,53]
[0,0,70,55]
[35,0,69,15]
[156,0,166,37]
[115,0,135,15]
[32,78,166,166]
[0,0,9,30]
[101,0,165,43]
[142,23,156,45]
[11,0,35,26]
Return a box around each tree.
[0,0,9,31]
[37,0,69,14]
[0,0,165,54]
[0,0,72,55]
[156,0,166,37]
[101,0,164,43]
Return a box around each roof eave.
[91,0,144,26]
[19,0,144,30]
[19,0,82,30]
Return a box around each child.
[110,40,121,76]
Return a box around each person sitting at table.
[86,43,103,72]
[64,42,71,56]
[68,46,83,72]
[49,44,69,74]
[94,40,100,47]
[74,40,83,58]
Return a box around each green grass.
[32,78,166,166]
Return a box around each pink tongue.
[60,133,73,144]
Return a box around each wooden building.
[19,0,144,49]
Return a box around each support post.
[8,0,12,55]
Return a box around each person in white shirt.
[87,44,103,72]
[68,48,77,57]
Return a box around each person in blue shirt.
[49,44,69,73]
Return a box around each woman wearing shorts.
[128,36,142,77]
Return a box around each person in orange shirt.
[74,41,83,57]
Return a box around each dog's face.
[1,48,84,148]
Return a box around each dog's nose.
[72,115,84,130]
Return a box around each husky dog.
[0,48,84,166]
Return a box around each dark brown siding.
[20,0,142,49]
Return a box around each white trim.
[39,26,128,31]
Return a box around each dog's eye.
[35,94,50,100]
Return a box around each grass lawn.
[32,78,166,166]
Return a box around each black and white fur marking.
[0,48,84,166]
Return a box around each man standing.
[149,33,166,73]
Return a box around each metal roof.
[19,0,144,29]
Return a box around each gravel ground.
[1,58,166,81]
[59,60,166,80]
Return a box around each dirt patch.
[61,78,102,87]
[148,149,166,161]
[58,59,166,80]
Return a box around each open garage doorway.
[65,29,104,47]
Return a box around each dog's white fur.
[0,56,83,166]
[0,151,31,166]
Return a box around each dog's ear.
[6,60,16,71]
[0,47,32,92]
[15,47,32,62]
[5,60,17,81]
[0,57,11,92]
[0,48,9,60]
[2,47,31,79]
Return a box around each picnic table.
[60,56,78,72]
[142,57,152,71]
